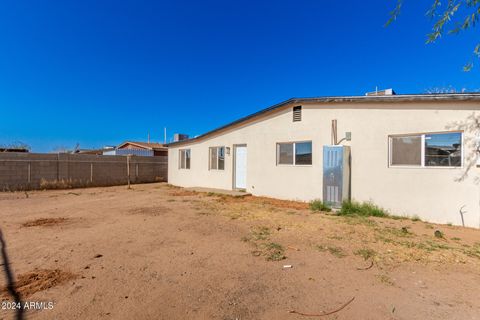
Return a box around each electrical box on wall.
[323,145,351,208]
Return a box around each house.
[167,90,480,227]
[103,141,168,157]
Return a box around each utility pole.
[164,127,167,144]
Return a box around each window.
[209,146,225,170]
[425,132,462,167]
[278,143,294,165]
[295,142,312,165]
[179,149,191,169]
[277,141,312,165]
[389,132,462,167]
[390,135,422,166]
[293,106,302,122]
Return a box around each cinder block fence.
[0,153,168,191]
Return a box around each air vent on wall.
[293,106,302,122]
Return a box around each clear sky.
[0,0,478,152]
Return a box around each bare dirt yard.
[1,183,480,320]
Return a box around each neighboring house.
[104,141,168,157]
[167,90,480,227]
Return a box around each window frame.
[388,131,464,169]
[276,140,313,166]
[179,149,191,169]
[209,146,225,171]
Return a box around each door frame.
[232,144,247,191]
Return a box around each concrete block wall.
[0,153,168,191]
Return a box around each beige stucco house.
[167,92,480,227]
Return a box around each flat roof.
[168,93,480,147]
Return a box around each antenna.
[148,132,150,144]
[164,127,167,144]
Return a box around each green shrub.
[354,248,376,260]
[250,226,271,241]
[434,230,444,239]
[264,242,286,261]
[314,244,347,258]
[339,201,389,218]
[411,215,422,222]
[309,200,332,212]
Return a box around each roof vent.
[365,88,396,96]
[293,106,302,122]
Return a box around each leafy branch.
[387,0,480,70]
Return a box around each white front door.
[234,145,247,190]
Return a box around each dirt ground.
[1,183,480,320]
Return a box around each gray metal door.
[323,146,350,207]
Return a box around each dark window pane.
[425,132,462,167]
[218,147,225,170]
[278,143,293,164]
[295,142,312,165]
[185,150,190,169]
[391,136,422,166]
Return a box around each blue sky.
[0,0,478,152]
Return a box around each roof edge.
[167,93,480,147]
[117,141,167,150]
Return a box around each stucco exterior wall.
[168,101,480,227]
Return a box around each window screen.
[179,149,191,169]
[425,132,462,167]
[179,150,185,169]
[390,136,422,166]
[210,148,217,170]
[277,143,294,165]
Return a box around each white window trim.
[388,131,464,169]
[209,146,225,171]
[179,149,190,170]
[276,141,313,166]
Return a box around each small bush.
[463,242,480,259]
[339,201,388,218]
[309,200,331,212]
[377,274,394,286]
[434,230,444,239]
[264,242,286,261]
[354,248,376,260]
[252,226,271,240]
[417,240,450,251]
[315,244,347,258]
[411,215,422,222]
